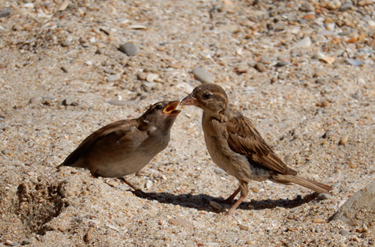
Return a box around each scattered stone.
[128,25,147,30]
[214,168,226,176]
[275,61,288,67]
[339,229,350,236]
[4,240,15,246]
[60,41,71,47]
[106,180,119,187]
[339,2,353,12]
[61,66,68,73]
[62,98,78,106]
[239,224,249,231]
[137,72,147,80]
[210,201,223,210]
[58,0,70,11]
[322,100,331,107]
[107,74,121,82]
[119,42,138,56]
[300,2,314,12]
[192,67,214,84]
[29,96,43,104]
[332,181,375,230]
[250,187,259,193]
[21,239,32,245]
[95,48,103,55]
[0,9,11,18]
[255,62,267,72]
[313,218,326,223]
[317,193,332,200]
[169,218,194,229]
[293,36,311,49]
[346,58,364,66]
[278,73,287,80]
[146,73,158,83]
[145,180,153,189]
[339,135,349,145]
[107,100,132,106]
[169,63,183,69]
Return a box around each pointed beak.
[180,94,199,106]
[163,100,181,116]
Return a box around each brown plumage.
[181,84,332,215]
[58,101,181,190]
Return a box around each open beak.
[163,100,181,116]
[180,94,199,106]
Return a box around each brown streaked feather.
[227,115,297,175]
[60,120,137,167]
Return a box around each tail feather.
[272,174,332,194]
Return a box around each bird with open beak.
[181,84,332,215]
[58,100,181,190]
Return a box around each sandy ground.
[1,0,375,246]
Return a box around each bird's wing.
[61,120,137,166]
[226,115,296,175]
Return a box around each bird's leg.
[119,177,143,192]
[226,181,249,216]
[223,187,241,204]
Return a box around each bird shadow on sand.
[130,190,319,214]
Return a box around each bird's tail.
[271,174,332,194]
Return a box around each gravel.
[1,0,375,246]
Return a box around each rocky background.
[1,0,375,246]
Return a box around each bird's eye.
[202,92,211,99]
[155,105,163,110]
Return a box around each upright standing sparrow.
[58,100,181,190]
[181,84,332,215]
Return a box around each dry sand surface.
[1,0,375,246]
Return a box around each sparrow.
[58,100,181,190]
[181,84,332,215]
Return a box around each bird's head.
[181,83,228,119]
[140,100,181,132]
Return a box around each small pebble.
[210,201,223,210]
[61,66,68,73]
[145,180,153,189]
[0,9,11,18]
[95,48,103,55]
[58,0,70,11]
[106,180,119,187]
[321,100,330,107]
[169,218,194,229]
[146,73,158,83]
[255,62,267,72]
[275,61,288,67]
[60,41,71,47]
[119,42,138,56]
[339,135,349,145]
[107,74,121,82]
[137,72,147,80]
[192,67,214,84]
[317,193,332,200]
[29,96,43,104]
[21,239,32,245]
[84,231,92,243]
[107,100,132,106]
[214,168,226,176]
[339,229,350,236]
[313,218,326,223]
[293,36,311,48]
[339,2,353,12]
[239,224,249,231]
[62,98,78,106]
[300,2,314,12]
[4,240,15,246]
